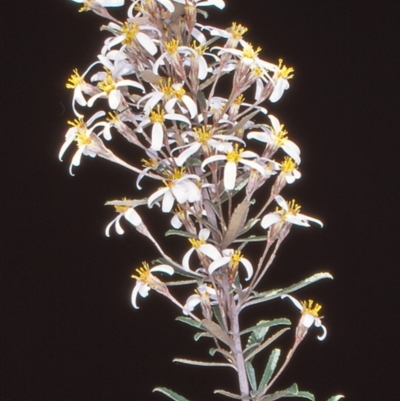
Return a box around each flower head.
[282,294,327,341]
[131,262,174,309]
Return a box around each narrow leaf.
[153,387,191,401]
[326,396,345,401]
[212,305,226,330]
[244,273,333,309]
[245,361,258,392]
[173,358,235,369]
[245,328,289,361]
[261,383,315,401]
[214,389,251,400]
[222,200,251,248]
[176,316,203,329]
[258,349,281,392]
[201,319,235,348]
[165,229,194,238]
[241,319,291,336]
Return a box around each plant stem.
[230,296,249,399]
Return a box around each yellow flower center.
[66,69,83,89]
[67,118,85,130]
[281,157,297,173]
[150,105,165,124]
[141,157,158,169]
[160,78,174,97]
[191,41,207,56]
[273,125,289,146]
[173,86,186,101]
[229,250,243,269]
[226,144,244,164]
[188,237,206,249]
[242,44,262,60]
[277,58,294,80]
[164,167,186,180]
[301,299,322,317]
[131,262,151,283]
[98,72,116,94]
[121,21,140,45]
[74,131,92,147]
[165,38,179,54]
[193,126,212,144]
[234,94,245,105]
[231,22,248,40]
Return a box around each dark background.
[3,0,399,400]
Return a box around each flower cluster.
[61,1,340,400]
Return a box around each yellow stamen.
[98,72,116,94]
[229,250,243,269]
[226,144,244,164]
[121,21,140,45]
[301,299,322,317]
[277,59,294,80]
[149,105,165,124]
[66,69,83,89]
[231,22,248,40]
[165,38,179,54]
[281,157,297,173]
[242,44,262,60]
[131,261,151,282]
[193,126,212,144]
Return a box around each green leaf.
[214,389,250,400]
[244,272,333,309]
[176,316,203,329]
[261,383,315,401]
[221,200,252,248]
[245,361,258,392]
[197,90,207,111]
[325,396,345,401]
[241,319,291,337]
[201,319,235,348]
[165,229,194,238]
[212,305,226,329]
[194,331,212,341]
[258,349,281,392]
[245,328,290,361]
[153,387,191,401]
[173,358,234,369]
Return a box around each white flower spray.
[60,1,343,400]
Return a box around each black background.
[3,0,399,400]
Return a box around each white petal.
[274,195,288,210]
[198,228,210,241]
[208,256,230,275]
[183,294,201,314]
[224,161,237,190]
[182,95,198,119]
[109,89,121,109]
[97,0,125,7]
[240,258,253,281]
[124,208,142,227]
[148,187,168,208]
[260,213,281,229]
[268,115,281,133]
[182,248,195,271]
[115,215,125,234]
[150,264,174,275]
[281,294,303,311]
[162,190,175,212]
[199,244,222,261]
[131,283,141,309]
[105,216,118,237]
[151,122,164,151]
[136,32,158,55]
